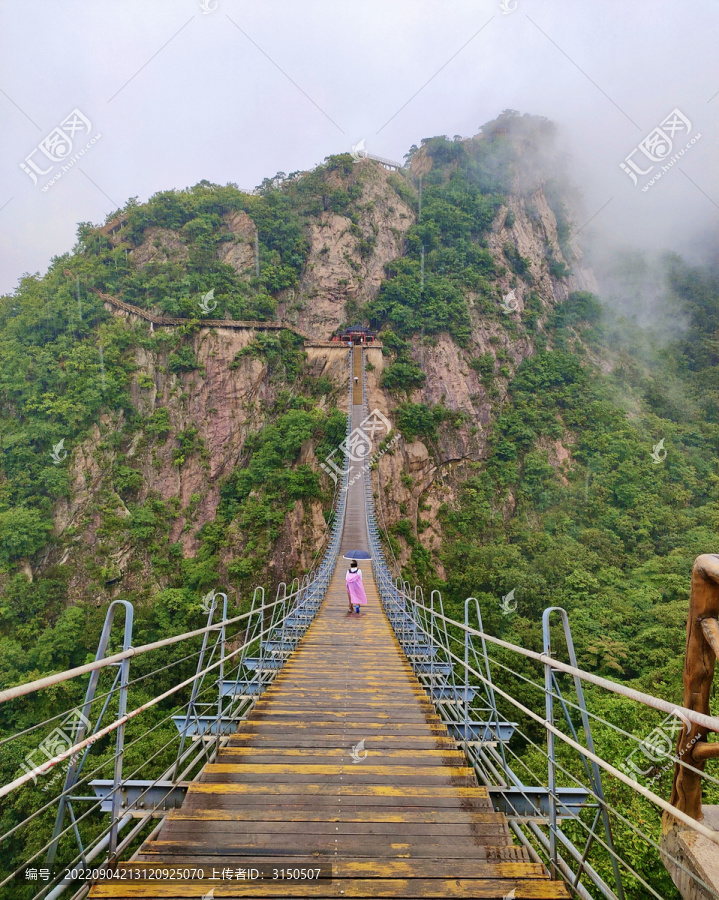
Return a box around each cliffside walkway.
[62,270,311,338]
[88,346,568,898]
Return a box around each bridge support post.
[215,593,229,759]
[542,608,625,899]
[46,600,134,869]
[172,593,227,780]
[544,627,558,878]
[109,624,133,862]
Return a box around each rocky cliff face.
[359,145,595,577]
[47,135,593,599]
[50,327,348,602]
[218,210,258,276]
[278,161,415,337]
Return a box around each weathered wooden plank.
[90,877,570,898]
[234,722,447,732]
[226,736,458,748]
[144,831,517,855]
[165,811,506,826]
[204,763,474,777]
[145,820,511,837]
[116,859,545,878]
[216,749,467,762]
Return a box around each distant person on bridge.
[346,560,368,615]
[354,376,359,385]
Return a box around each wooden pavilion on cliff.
[331,324,377,345]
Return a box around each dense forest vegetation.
[0,112,717,897]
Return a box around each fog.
[1,0,717,296]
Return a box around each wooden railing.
[668,553,719,820]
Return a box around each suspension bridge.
[0,347,717,900]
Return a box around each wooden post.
[667,554,719,820]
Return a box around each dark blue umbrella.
[343,549,372,560]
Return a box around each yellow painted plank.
[90,877,570,898]
[219,748,465,759]
[166,810,504,824]
[188,783,489,797]
[204,764,474,777]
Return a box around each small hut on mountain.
[331,325,377,345]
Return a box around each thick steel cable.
[0,647,257,890]
[0,635,224,751]
[0,645,247,849]
[0,587,307,704]
[482,726,719,900]
[412,621,719,846]
[4,721,200,894]
[473,640,719,789]
[31,713,228,900]
[0,595,310,799]
[386,594,719,895]
[0,566,328,852]
[467,692,717,900]
[399,598,719,735]
[399,599,719,842]
[409,599,719,788]
[394,602,715,885]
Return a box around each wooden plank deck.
[352,345,363,405]
[90,380,567,898]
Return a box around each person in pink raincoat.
[346,560,368,614]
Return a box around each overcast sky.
[1,0,717,295]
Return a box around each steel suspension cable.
[0,643,248,850]
[0,649,255,890]
[473,640,719,788]
[0,598,302,800]
[0,588,301,705]
[402,598,719,735]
